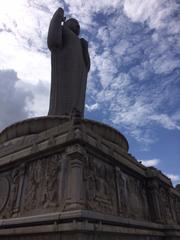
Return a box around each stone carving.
[115,167,128,216]
[0,177,10,212]
[126,177,145,219]
[48,8,90,117]
[176,198,180,224]
[84,156,96,204]
[176,184,180,192]
[139,181,150,220]
[11,170,20,210]
[58,153,68,209]
[23,155,62,212]
[169,193,177,223]
[42,155,60,208]
[159,187,174,224]
[24,160,43,211]
[85,158,150,219]
[11,166,25,216]
[147,180,162,223]
[66,144,85,156]
[84,156,117,214]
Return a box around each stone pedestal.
[0,117,180,239]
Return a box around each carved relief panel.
[159,187,176,224]
[115,167,150,220]
[11,165,25,216]
[22,154,63,214]
[115,168,128,216]
[169,193,178,223]
[125,175,149,220]
[176,198,180,224]
[84,155,117,215]
[0,164,26,218]
[0,177,10,214]
[42,155,61,208]
[0,152,68,218]
[23,159,43,211]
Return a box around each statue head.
[65,18,80,35]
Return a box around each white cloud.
[79,1,179,143]
[85,103,99,112]
[166,174,180,182]
[113,39,130,56]
[150,114,180,131]
[66,0,123,28]
[123,0,177,31]
[97,27,111,47]
[0,0,60,84]
[93,49,118,88]
[0,31,50,84]
[141,159,160,167]
[172,112,180,122]
[0,0,62,118]
[16,80,50,116]
[112,100,152,126]
[152,56,180,75]
[0,70,33,130]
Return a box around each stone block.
[0,117,179,239]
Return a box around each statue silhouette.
[48,8,90,118]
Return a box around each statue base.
[0,117,179,239]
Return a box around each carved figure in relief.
[176,199,180,223]
[159,187,173,223]
[147,180,162,222]
[84,156,116,214]
[169,193,177,223]
[95,164,109,197]
[0,177,10,214]
[139,181,149,220]
[11,169,21,214]
[24,161,42,211]
[10,165,25,217]
[86,175,96,202]
[127,177,143,219]
[42,155,60,208]
[84,157,97,209]
[116,170,128,215]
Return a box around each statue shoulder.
[80,38,90,72]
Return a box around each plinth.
[0,117,180,239]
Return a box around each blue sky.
[0,0,179,185]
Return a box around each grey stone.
[0,177,10,212]
[0,118,180,239]
[176,184,180,192]
[48,8,90,118]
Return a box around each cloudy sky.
[0,0,179,185]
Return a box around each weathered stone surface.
[0,210,180,239]
[0,233,167,240]
[48,8,90,117]
[0,177,10,213]
[0,117,179,239]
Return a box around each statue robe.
[47,11,90,117]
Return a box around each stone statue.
[47,8,90,118]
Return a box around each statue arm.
[80,38,91,72]
[47,8,64,50]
